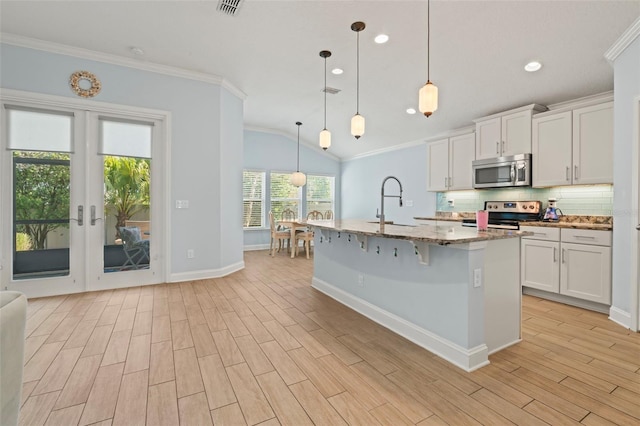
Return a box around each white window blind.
[6,106,73,153]
[270,172,301,219]
[99,118,152,158]
[306,175,335,218]
[243,170,265,228]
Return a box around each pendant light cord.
[427,0,431,82]
[356,30,360,114]
[323,56,327,130]
[296,124,301,172]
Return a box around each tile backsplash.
[436,185,613,216]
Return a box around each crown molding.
[244,126,341,161]
[0,33,247,100]
[605,16,640,64]
[341,138,426,162]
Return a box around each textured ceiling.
[1,0,639,159]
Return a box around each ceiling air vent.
[323,87,341,95]
[217,0,243,16]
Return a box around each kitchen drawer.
[520,226,560,241]
[561,228,611,246]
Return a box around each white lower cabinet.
[521,227,611,306]
[521,239,560,293]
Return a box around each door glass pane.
[13,151,71,279]
[103,155,151,272]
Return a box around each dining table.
[277,218,309,258]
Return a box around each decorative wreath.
[69,71,102,98]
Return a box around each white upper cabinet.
[474,104,546,160]
[532,101,613,187]
[532,111,573,187]
[427,132,475,192]
[573,102,613,185]
[448,132,475,190]
[427,138,449,192]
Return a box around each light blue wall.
[437,185,613,216]
[0,43,244,276]
[243,130,341,248]
[612,36,640,317]
[341,144,437,225]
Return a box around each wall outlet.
[405,200,414,207]
[357,274,364,287]
[473,268,482,288]
[447,198,455,207]
[176,200,189,209]
[187,249,195,259]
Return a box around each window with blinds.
[243,170,265,228]
[270,172,301,220]
[306,175,335,218]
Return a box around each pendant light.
[419,0,438,118]
[319,50,332,150]
[351,21,366,139]
[290,121,306,187]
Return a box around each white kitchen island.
[307,219,531,372]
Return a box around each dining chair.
[281,208,296,220]
[269,211,291,256]
[295,228,314,259]
[306,210,324,220]
[324,210,334,220]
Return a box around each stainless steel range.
[462,200,542,230]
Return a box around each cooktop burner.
[461,200,542,230]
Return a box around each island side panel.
[311,230,489,371]
[483,237,522,353]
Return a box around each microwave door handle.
[510,163,516,184]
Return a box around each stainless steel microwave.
[472,154,531,189]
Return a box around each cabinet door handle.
[574,165,579,180]
[448,177,452,187]
[566,166,570,181]
[502,140,505,154]
[574,235,595,240]
[496,142,500,154]
[444,177,448,188]
[562,248,566,263]
[553,247,557,262]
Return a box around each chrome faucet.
[376,176,403,232]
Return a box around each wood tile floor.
[18,250,640,425]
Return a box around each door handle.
[574,165,579,180]
[90,205,103,226]
[445,177,448,188]
[502,140,505,154]
[553,247,557,262]
[510,163,516,184]
[496,142,500,154]
[562,248,566,264]
[69,205,83,226]
[566,166,570,181]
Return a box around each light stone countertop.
[306,219,532,246]
[520,221,612,231]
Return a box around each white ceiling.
[1,0,638,159]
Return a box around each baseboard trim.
[609,306,632,330]
[311,277,489,372]
[522,287,610,314]
[243,244,271,251]
[169,261,245,283]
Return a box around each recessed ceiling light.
[130,46,145,56]
[332,68,344,75]
[406,108,416,115]
[374,34,389,44]
[524,61,542,72]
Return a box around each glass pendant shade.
[319,128,331,150]
[351,113,365,139]
[290,171,306,187]
[419,80,438,118]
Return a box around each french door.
[1,92,167,298]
